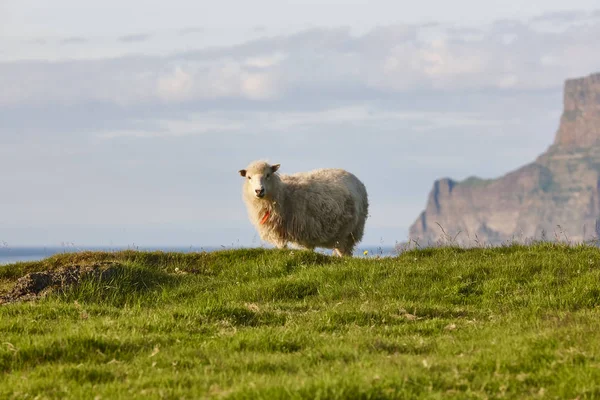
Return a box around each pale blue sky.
[1,1,600,247]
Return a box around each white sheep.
[238,160,369,256]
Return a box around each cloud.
[60,36,88,45]
[97,114,244,139]
[1,11,599,110]
[157,66,194,101]
[528,13,600,35]
[153,61,281,103]
[529,10,589,23]
[118,33,152,43]
[27,38,49,45]
[179,27,204,35]
[244,53,286,68]
[94,105,511,142]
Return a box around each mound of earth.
[0,262,119,304]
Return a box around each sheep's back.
[282,169,364,200]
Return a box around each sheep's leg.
[344,241,356,257]
[333,236,356,257]
[274,241,288,249]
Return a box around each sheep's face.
[239,162,280,200]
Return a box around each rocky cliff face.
[409,72,600,246]
[554,73,600,148]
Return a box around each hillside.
[410,72,600,246]
[1,246,600,398]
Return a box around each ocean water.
[0,246,399,265]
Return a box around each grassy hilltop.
[1,244,600,399]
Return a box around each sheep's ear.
[271,164,280,173]
[239,169,247,177]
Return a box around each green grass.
[2,244,600,399]
[459,176,494,188]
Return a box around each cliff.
[409,72,600,245]
[554,73,600,147]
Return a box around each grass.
[1,244,600,399]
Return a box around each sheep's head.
[239,161,281,200]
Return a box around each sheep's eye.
[248,176,252,180]
[266,173,271,179]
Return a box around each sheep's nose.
[255,188,265,197]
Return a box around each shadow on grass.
[0,336,153,373]
[57,265,180,307]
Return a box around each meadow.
[1,243,600,399]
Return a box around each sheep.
[238,160,369,256]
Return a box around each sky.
[1,1,600,248]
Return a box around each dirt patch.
[0,262,119,304]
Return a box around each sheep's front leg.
[274,240,288,249]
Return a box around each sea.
[0,245,400,265]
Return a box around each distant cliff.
[409,72,600,245]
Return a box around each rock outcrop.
[554,73,600,148]
[409,72,600,245]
